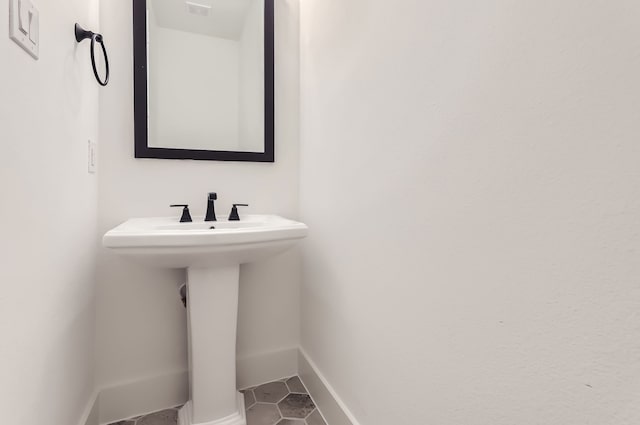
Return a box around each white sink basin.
[103,214,308,268]
[103,214,307,425]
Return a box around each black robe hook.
[75,23,110,87]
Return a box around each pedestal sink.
[103,215,308,425]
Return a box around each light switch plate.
[9,0,39,60]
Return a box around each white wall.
[96,0,300,420]
[0,1,99,424]
[299,1,640,424]
[149,27,240,151]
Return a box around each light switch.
[9,0,39,59]
[28,9,38,44]
[18,0,30,34]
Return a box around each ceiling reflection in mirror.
[146,0,265,153]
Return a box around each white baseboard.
[89,347,357,425]
[79,390,100,425]
[298,348,360,425]
[98,370,189,425]
[93,347,298,424]
[237,346,299,389]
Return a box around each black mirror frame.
[132,0,275,162]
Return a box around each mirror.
[133,0,274,162]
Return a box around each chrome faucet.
[205,192,217,222]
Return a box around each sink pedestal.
[178,266,246,425]
[103,215,308,425]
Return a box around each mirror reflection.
[146,0,265,153]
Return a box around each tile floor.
[108,376,327,425]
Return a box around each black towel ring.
[75,23,110,87]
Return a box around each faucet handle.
[228,204,249,221]
[170,205,193,223]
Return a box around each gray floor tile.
[136,409,177,425]
[278,394,315,419]
[285,376,307,394]
[244,389,256,408]
[306,409,327,425]
[276,419,306,425]
[247,403,282,425]
[254,381,289,403]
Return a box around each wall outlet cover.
[88,140,97,174]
